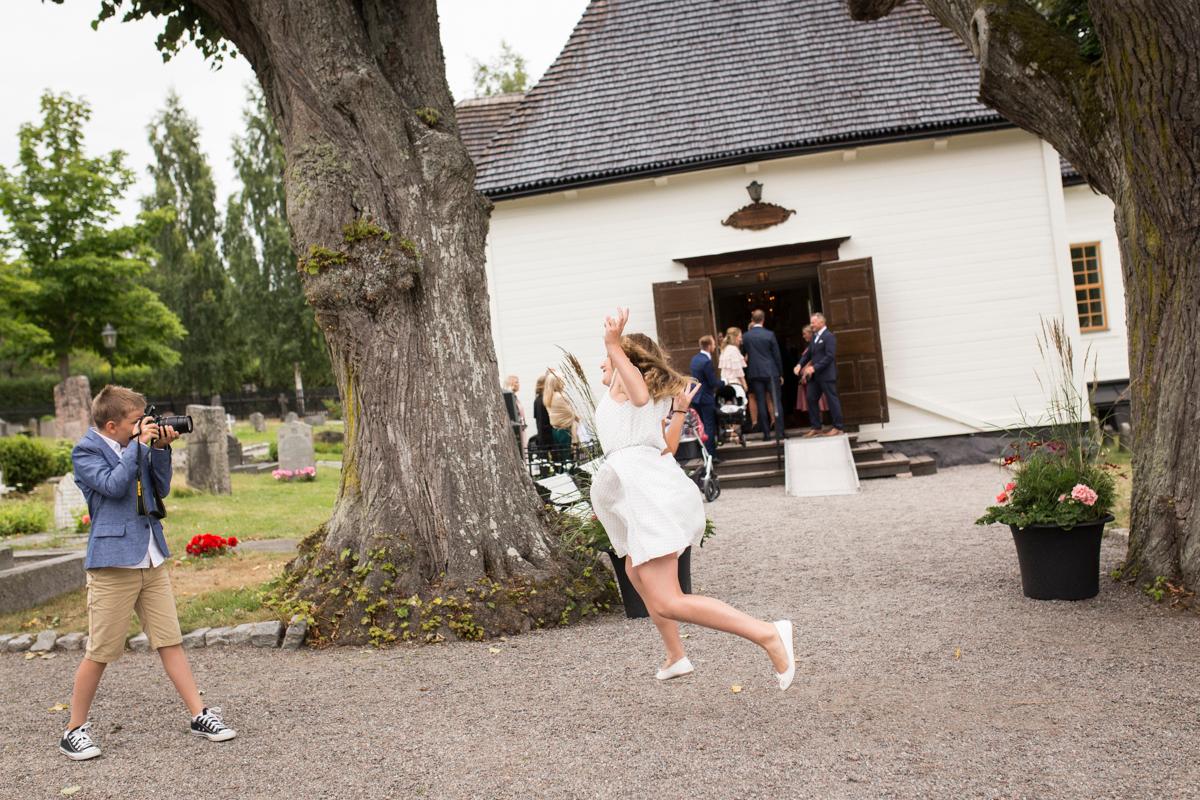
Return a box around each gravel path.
[2,464,1198,799]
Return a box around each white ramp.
[784,435,860,497]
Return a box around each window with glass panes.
[1070,243,1106,332]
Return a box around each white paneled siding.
[484,129,1108,443]
[1061,184,1129,383]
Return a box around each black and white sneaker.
[59,722,101,761]
[190,707,237,741]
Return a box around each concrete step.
[854,452,912,479]
[715,454,784,476]
[718,468,786,489]
[716,449,914,488]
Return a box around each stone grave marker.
[185,405,231,495]
[303,411,327,427]
[226,433,244,470]
[277,419,315,472]
[54,375,93,441]
[27,417,39,436]
[53,473,88,531]
[249,412,267,432]
[284,411,299,423]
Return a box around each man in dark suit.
[743,309,786,441]
[798,312,844,436]
[689,335,724,459]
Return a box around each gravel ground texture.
[2,463,1198,800]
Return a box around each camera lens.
[160,415,193,434]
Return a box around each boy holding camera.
[59,385,236,761]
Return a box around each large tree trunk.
[194,0,613,643]
[848,0,1200,590]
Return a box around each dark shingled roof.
[456,92,525,165]
[460,0,1013,198]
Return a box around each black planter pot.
[606,547,693,619]
[1009,515,1113,600]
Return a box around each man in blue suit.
[743,309,786,441]
[798,312,845,436]
[689,335,725,459]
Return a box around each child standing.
[59,385,235,761]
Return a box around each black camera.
[143,404,193,435]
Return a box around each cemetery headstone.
[53,473,88,531]
[185,405,231,495]
[226,433,244,470]
[249,412,266,432]
[303,412,327,426]
[277,393,289,420]
[27,417,39,436]
[54,375,93,441]
[285,411,299,423]
[277,419,316,472]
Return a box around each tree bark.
[191,0,613,643]
[848,0,1200,589]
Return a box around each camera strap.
[134,442,167,519]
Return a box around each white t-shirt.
[95,431,166,569]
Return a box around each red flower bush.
[185,532,239,558]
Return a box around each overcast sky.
[0,1,588,224]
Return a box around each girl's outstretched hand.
[603,308,630,347]
[673,380,701,412]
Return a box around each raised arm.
[604,308,650,407]
[662,381,701,456]
[73,440,142,499]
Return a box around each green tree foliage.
[0,91,184,379]
[143,91,242,395]
[1034,0,1099,61]
[0,259,50,370]
[223,87,331,388]
[471,41,529,97]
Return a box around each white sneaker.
[773,620,795,691]
[655,656,694,681]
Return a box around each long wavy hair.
[620,332,688,401]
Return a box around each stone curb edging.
[1,615,308,655]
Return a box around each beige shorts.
[85,565,183,663]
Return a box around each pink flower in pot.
[1070,484,1098,506]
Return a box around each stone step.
[909,455,938,477]
[716,450,914,488]
[718,468,786,489]
[854,452,913,480]
[715,454,784,476]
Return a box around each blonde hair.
[542,372,563,408]
[620,333,688,401]
[92,385,145,428]
[535,372,547,396]
[802,325,814,336]
[722,326,742,349]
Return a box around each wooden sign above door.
[722,184,794,231]
[721,201,796,231]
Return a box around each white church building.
[458,0,1129,465]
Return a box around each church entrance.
[653,238,890,429]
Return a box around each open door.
[817,258,889,424]
[652,278,716,374]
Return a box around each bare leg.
[632,554,789,673]
[68,658,107,729]
[158,644,204,716]
[625,555,686,668]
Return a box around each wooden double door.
[652,258,889,426]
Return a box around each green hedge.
[0,437,73,493]
[0,498,51,537]
[0,366,155,414]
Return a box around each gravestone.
[303,412,327,427]
[285,411,299,423]
[0,418,8,436]
[226,433,244,470]
[226,413,236,430]
[53,473,88,531]
[185,405,231,495]
[249,412,266,432]
[27,417,39,436]
[54,375,93,441]
[277,419,315,472]
[277,393,289,420]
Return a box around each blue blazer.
[742,325,783,379]
[689,351,724,407]
[73,429,172,569]
[799,328,838,381]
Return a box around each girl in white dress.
[590,308,796,690]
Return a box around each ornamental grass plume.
[976,318,1116,530]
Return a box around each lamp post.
[101,323,117,385]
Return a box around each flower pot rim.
[1010,513,1114,532]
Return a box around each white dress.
[590,391,706,566]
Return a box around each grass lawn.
[1104,447,1132,529]
[164,470,337,552]
[0,467,337,637]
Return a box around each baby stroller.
[715,383,748,447]
[675,408,720,502]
